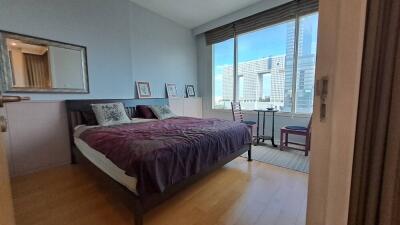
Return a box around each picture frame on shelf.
[166,83,178,98]
[136,81,152,98]
[185,85,196,98]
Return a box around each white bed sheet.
[73,118,156,195]
[74,137,138,194]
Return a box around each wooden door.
[306,0,367,224]
[0,93,30,225]
[0,95,15,225]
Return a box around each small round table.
[253,109,279,147]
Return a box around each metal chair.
[231,102,256,141]
[280,116,312,156]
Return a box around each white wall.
[5,102,70,177]
[130,3,197,98]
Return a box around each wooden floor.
[11,158,308,225]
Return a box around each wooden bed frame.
[65,98,252,225]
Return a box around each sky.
[213,13,319,98]
[213,22,290,66]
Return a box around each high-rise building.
[220,55,286,110]
[295,18,317,113]
[283,21,296,112]
[284,18,317,113]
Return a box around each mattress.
[73,118,157,195]
[74,137,138,194]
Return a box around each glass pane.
[237,20,296,111]
[212,39,234,109]
[295,13,319,113]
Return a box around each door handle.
[0,116,7,132]
[0,94,30,107]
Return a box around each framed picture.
[185,85,196,97]
[166,83,177,98]
[136,81,152,98]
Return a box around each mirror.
[0,31,89,93]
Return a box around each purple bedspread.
[79,117,251,196]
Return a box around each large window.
[212,39,234,109]
[212,12,319,113]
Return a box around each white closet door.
[183,97,202,118]
[168,98,184,116]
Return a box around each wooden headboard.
[65,98,168,163]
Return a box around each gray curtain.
[24,52,51,88]
[348,0,400,224]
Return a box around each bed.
[66,98,252,225]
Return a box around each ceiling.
[129,0,265,29]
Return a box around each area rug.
[242,143,310,173]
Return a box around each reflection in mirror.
[0,31,89,93]
[8,39,51,88]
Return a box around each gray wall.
[130,3,197,98]
[0,0,197,100]
[0,0,133,100]
[0,0,198,176]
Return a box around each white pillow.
[149,105,176,120]
[91,102,131,126]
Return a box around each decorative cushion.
[136,105,157,119]
[124,107,136,118]
[285,126,308,130]
[81,111,98,125]
[91,103,131,126]
[149,105,176,120]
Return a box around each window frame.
[211,12,318,115]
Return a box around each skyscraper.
[283,21,296,112]
[220,55,286,110]
[295,17,317,113]
[284,17,317,113]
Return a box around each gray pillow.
[91,102,131,126]
[149,105,176,120]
